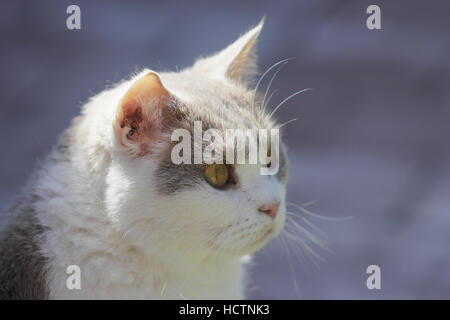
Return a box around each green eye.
[204,164,229,188]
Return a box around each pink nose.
[258,202,280,219]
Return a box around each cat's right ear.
[193,18,264,84]
[113,72,173,156]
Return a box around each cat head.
[107,20,289,264]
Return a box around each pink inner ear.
[115,72,171,154]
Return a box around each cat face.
[108,20,288,262]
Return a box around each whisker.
[269,88,313,119]
[300,200,318,207]
[263,89,278,112]
[299,240,324,267]
[278,118,298,129]
[287,211,326,239]
[252,58,295,113]
[286,214,330,254]
[279,234,302,298]
[299,215,328,239]
[284,229,321,269]
[288,202,352,221]
[262,60,290,111]
[282,211,326,276]
[279,231,307,266]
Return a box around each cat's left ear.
[195,18,264,83]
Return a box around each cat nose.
[258,201,280,219]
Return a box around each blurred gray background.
[1,0,450,299]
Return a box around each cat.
[0,19,289,299]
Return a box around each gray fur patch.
[155,161,206,195]
[155,114,217,195]
[0,196,49,299]
[155,125,289,195]
[277,143,289,184]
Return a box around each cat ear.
[114,71,173,156]
[195,18,264,83]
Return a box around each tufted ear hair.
[193,18,264,84]
[114,71,174,156]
